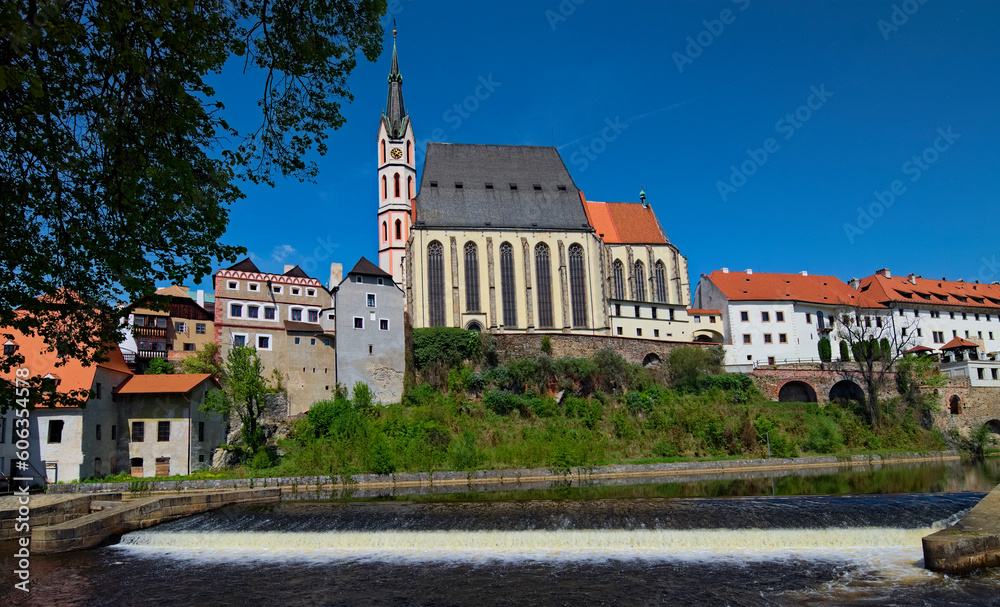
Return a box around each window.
[248,305,259,319]
[132,421,144,442]
[377,279,384,286]
[380,319,389,331]
[367,294,376,307]
[227,281,238,290]
[654,329,660,337]
[464,242,481,312]
[355,276,363,283]
[993,369,999,380]
[917,328,923,337]
[806,313,812,323]
[902,327,908,336]
[500,242,517,327]
[303,310,316,323]
[762,311,770,322]
[264,307,275,320]
[175,321,187,333]
[272,285,282,294]
[615,304,621,316]
[776,311,785,322]
[743,334,752,344]
[428,241,446,327]
[633,261,646,301]
[310,339,316,345]
[509,183,517,190]
[0,417,5,443]
[977,368,985,380]
[381,138,386,163]
[354,317,364,329]
[634,305,641,318]
[382,175,387,199]
[612,260,625,299]
[291,287,300,296]
[764,334,773,343]
[779,333,788,343]
[962,312,968,320]
[654,261,667,303]
[651,307,657,319]
[294,337,300,344]
[96,383,102,399]
[230,303,242,317]
[569,244,588,327]
[394,173,401,197]
[395,219,402,241]
[232,334,246,347]
[533,184,542,191]
[741,311,749,322]
[257,335,269,349]
[535,243,554,328]
[382,221,388,242]
[183,343,196,351]
[694,315,701,323]
[291,308,302,321]
[3,342,14,356]
[617,327,623,335]
[307,289,316,297]
[111,425,117,440]
[158,421,170,442]
[933,331,944,343]
[94,424,100,441]
[709,316,716,323]
[406,141,412,163]
[196,323,206,334]
[248,283,259,292]
[198,422,205,442]
[636,328,642,337]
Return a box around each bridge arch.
[949,394,963,415]
[986,419,1000,435]
[642,353,661,368]
[692,329,725,344]
[829,380,865,403]
[778,380,817,403]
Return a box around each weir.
[923,483,1000,574]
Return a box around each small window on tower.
[454,182,463,189]
[557,185,567,191]
[430,181,438,188]
[485,183,493,189]
[533,184,541,191]
[509,183,517,190]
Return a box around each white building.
[693,269,886,368]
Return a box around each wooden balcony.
[133,325,167,338]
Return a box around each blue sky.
[200,0,1000,296]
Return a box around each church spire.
[384,29,408,140]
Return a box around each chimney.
[196,290,205,308]
[849,278,859,290]
[284,264,295,274]
[721,267,729,274]
[328,262,343,289]
[800,270,808,277]
[908,273,917,285]
[875,268,891,278]
[745,269,753,275]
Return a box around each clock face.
[390,147,403,159]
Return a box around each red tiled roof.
[940,337,980,350]
[705,270,884,308]
[859,273,1000,310]
[582,200,667,244]
[688,309,721,315]
[116,373,218,394]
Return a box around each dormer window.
[533,184,542,191]
[509,183,517,190]
[430,181,438,188]
[485,182,493,189]
[3,341,16,356]
[454,182,463,189]
[557,185,567,191]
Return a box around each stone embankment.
[0,494,122,541]
[923,483,1000,574]
[31,488,280,554]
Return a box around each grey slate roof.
[282,265,310,279]
[348,257,393,279]
[414,143,592,230]
[226,258,261,273]
[383,39,408,140]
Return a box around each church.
[376,35,701,342]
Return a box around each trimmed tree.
[839,340,851,362]
[818,338,832,362]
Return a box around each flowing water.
[4,459,1000,606]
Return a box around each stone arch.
[986,419,1000,435]
[778,380,817,403]
[466,320,483,332]
[692,329,725,344]
[642,353,661,368]
[829,380,865,403]
[949,394,962,415]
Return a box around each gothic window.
[407,176,413,198]
[464,242,481,312]
[381,139,386,163]
[382,221,387,242]
[394,173,400,197]
[535,243,553,328]
[382,175,387,200]
[500,242,517,327]
[406,140,412,164]
[654,261,667,303]
[634,261,646,301]
[427,241,446,327]
[612,260,625,300]
[395,219,402,241]
[569,244,588,327]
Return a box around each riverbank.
[48,450,961,497]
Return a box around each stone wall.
[927,378,1000,436]
[491,333,717,366]
[750,367,896,405]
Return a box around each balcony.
[133,325,167,338]
[137,349,167,359]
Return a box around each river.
[3,458,999,606]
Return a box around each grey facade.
[334,258,405,404]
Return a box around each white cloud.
[271,244,297,264]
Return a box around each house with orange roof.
[694,268,888,368]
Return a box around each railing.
[132,325,167,338]
[137,349,167,359]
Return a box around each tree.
[146,357,174,374]
[181,342,224,378]
[202,345,272,459]
[836,306,916,427]
[839,340,851,362]
[817,337,832,362]
[896,353,945,427]
[668,345,724,393]
[0,1,386,385]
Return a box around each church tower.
[377,30,415,288]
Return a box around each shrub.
[652,438,678,458]
[818,337,832,362]
[466,371,487,394]
[448,430,481,470]
[540,335,552,356]
[484,390,520,415]
[839,340,851,362]
[146,357,174,374]
[624,391,654,414]
[412,327,481,370]
[370,434,396,475]
[507,358,542,393]
[804,416,843,453]
[307,397,368,440]
[351,382,375,410]
[594,349,629,394]
[404,383,436,407]
[668,346,723,393]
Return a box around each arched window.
[612,260,625,300]
[535,243,553,328]
[500,242,517,327]
[633,261,646,301]
[395,219,402,241]
[382,221,387,242]
[381,139,386,163]
[406,140,412,164]
[464,242,481,312]
[654,261,667,303]
[569,244,588,327]
[394,173,400,197]
[427,241,446,327]
[407,176,413,198]
[382,175,387,200]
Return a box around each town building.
[213,259,337,415]
[119,285,215,371]
[333,258,405,404]
[693,269,885,368]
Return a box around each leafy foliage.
[412,327,482,370]
[818,337,832,362]
[180,342,224,377]
[667,346,724,393]
[202,345,274,459]
[146,357,174,374]
[839,340,851,362]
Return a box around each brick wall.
[490,333,716,366]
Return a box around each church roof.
[383,37,408,140]
[348,257,393,279]
[225,258,261,273]
[582,200,669,244]
[414,143,591,230]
